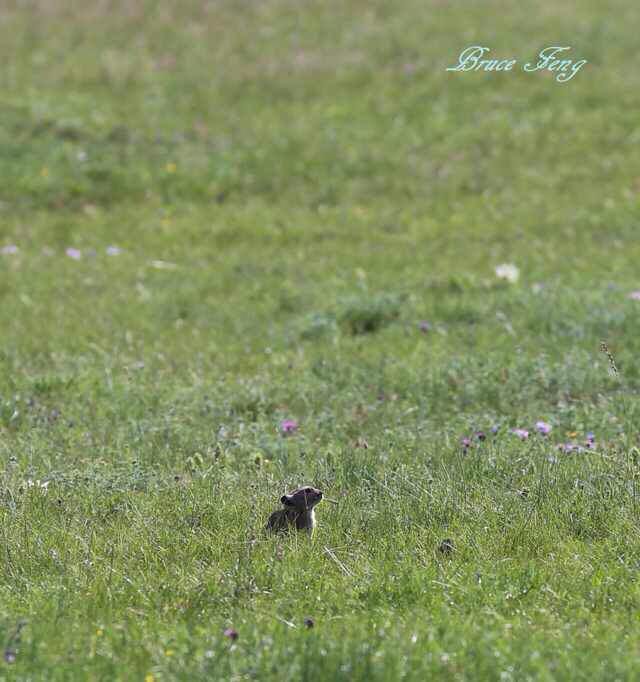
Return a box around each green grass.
[1,0,640,679]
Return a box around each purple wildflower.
[1,245,18,255]
[629,291,640,301]
[65,248,82,260]
[461,437,472,450]
[557,442,584,454]
[106,245,122,256]
[280,419,298,435]
[224,628,238,641]
[475,431,486,441]
[557,443,574,453]
[512,428,529,440]
[418,321,432,333]
[491,425,500,434]
[586,432,595,443]
[535,421,552,436]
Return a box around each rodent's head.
[281,486,323,510]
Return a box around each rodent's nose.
[318,491,323,498]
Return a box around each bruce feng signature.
[446,46,587,82]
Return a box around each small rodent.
[265,486,323,534]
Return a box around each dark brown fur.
[266,486,323,534]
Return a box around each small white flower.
[495,263,519,283]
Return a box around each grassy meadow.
[2,0,640,679]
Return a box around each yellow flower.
[165,649,174,657]
[145,675,155,682]
[96,628,103,636]
[40,167,49,177]
[165,162,177,173]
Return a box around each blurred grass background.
[1,1,640,679]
